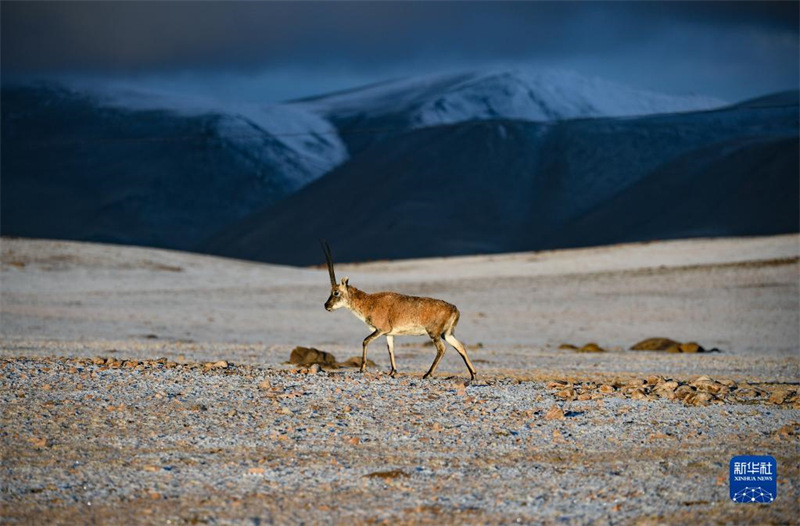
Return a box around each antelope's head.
[321,241,351,311]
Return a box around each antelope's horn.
[320,240,336,287]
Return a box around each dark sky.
[2,1,798,103]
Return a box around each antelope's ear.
[341,277,350,287]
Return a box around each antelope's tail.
[444,308,460,336]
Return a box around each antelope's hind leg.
[386,335,398,377]
[360,329,383,373]
[422,336,447,379]
[444,332,477,380]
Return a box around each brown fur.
[346,287,458,337]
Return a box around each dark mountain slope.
[538,135,799,249]
[201,121,549,264]
[0,85,345,249]
[201,99,799,265]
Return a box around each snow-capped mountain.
[69,83,348,191]
[292,68,726,154]
[295,68,724,144]
[202,91,799,265]
[2,71,795,262]
[211,105,346,193]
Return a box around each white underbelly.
[389,326,429,336]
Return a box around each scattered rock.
[673,385,696,401]
[27,437,49,448]
[454,382,468,396]
[769,389,791,405]
[653,384,678,400]
[679,342,703,353]
[687,392,715,406]
[545,406,565,420]
[338,357,377,369]
[735,387,761,401]
[558,342,605,352]
[631,338,679,351]
[631,337,719,353]
[657,381,679,393]
[205,360,228,370]
[776,422,800,437]
[365,469,408,480]
[555,388,576,401]
[692,376,724,395]
[579,343,605,353]
[288,347,337,367]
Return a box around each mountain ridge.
[293,68,727,154]
[200,95,799,265]
[1,71,795,262]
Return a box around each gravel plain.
[1,236,799,524]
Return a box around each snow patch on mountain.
[210,103,348,189]
[65,82,349,186]
[296,68,727,127]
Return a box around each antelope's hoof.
[422,373,431,379]
[359,366,366,373]
[389,370,397,378]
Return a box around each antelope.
[321,242,477,380]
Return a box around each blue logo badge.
[730,455,777,503]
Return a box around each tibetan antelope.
[321,242,476,380]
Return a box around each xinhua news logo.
[730,455,777,503]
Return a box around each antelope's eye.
[334,291,340,296]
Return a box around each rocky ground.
[1,236,799,524]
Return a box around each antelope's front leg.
[361,329,383,373]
